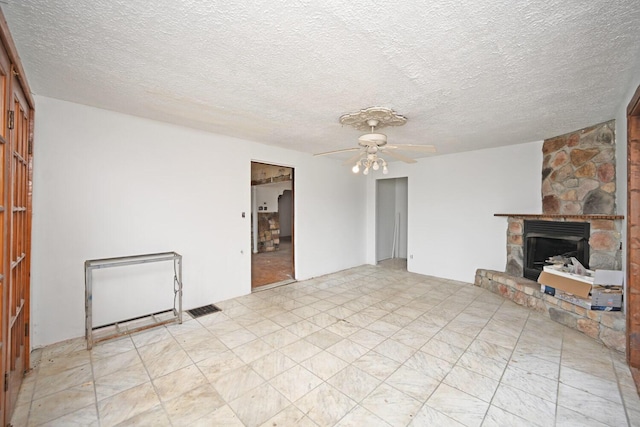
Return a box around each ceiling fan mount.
[315,107,436,174]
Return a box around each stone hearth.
[475,269,625,352]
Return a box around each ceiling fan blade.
[383,150,417,164]
[386,144,436,153]
[314,147,361,156]
[342,149,366,166]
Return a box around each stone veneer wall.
[505,216,622,276]
[542,120,616,215]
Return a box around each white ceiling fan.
[314,107,436,175]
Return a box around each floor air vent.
[187,304,221,318]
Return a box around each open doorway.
[376,177,408,270]
[250,162,295,288]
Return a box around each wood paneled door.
[0,9,35,425]
[628,85,640,370]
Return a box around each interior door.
[0,39,9,426]
[4,66,32,420]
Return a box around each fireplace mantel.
[494,213,624,220]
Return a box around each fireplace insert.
[523,220,590,280]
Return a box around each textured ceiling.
[4,1,640,159]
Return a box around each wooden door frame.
[0,9,34,425]
[627,84,640,368]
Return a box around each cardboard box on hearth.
[538,267,594,298]
[538,267,624,303]
[590,269,624,310]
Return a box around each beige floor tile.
[136,337,182,362]
[457,351,507,381]
[501,365,558,403]
[555,405,610,427]
[29,382,96,426]
[492,384,555,427]
[197,350,246,382]
[327,339,369,363]
[90,337,136,360]
[300,350,349,380]
[153,364,208,402]
[335,404,392,426]
[33,363,93,400]
[37,349,91,377]
[250,350,297,380]
[385,365,440,402]
[295,383,356,426]
[404,350,454,382]
[258,404,317,427]
[143,346,192,379]
[444,365,499,404]
[261,328,300,348]
[557,383,627,426]
[233,337,274,363]
[304,329,344,349]
[362,382,422,426]
[131,327,173,348]
[218,327,258,349]
[38,403,99,426]
[280,339,323,363]
[230,383,290,426]
[410,403,466,427]
[559,365,622,404]
[349,329,387,349]
[164,383,226,425]
[97,382,160,427]
[95,362,150,401]
[192,404,244,426]
[427,383,490,427]
[114,405,171,427]
[482,405,537,427]
[327,365,381,402]
[269,365,323,401]
[211,364,265,402]
[92,348,143,379]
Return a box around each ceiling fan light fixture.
[352,164,360,173]
[363,166,370,175]
[372,162,380,171]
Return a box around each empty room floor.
[11,265,640,426]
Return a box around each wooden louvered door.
[0,10,35,423]
[4,65,32,420]
[0,37,9,426]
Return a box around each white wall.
[366,141,543,282]
[31,96,366,347]
[253,181,291,213]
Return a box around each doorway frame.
[375,176,408,265]
[249,161,295,289]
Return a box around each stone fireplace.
[502,120,623,277]
[475,120,625,352]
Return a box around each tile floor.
[11,265,640,426]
